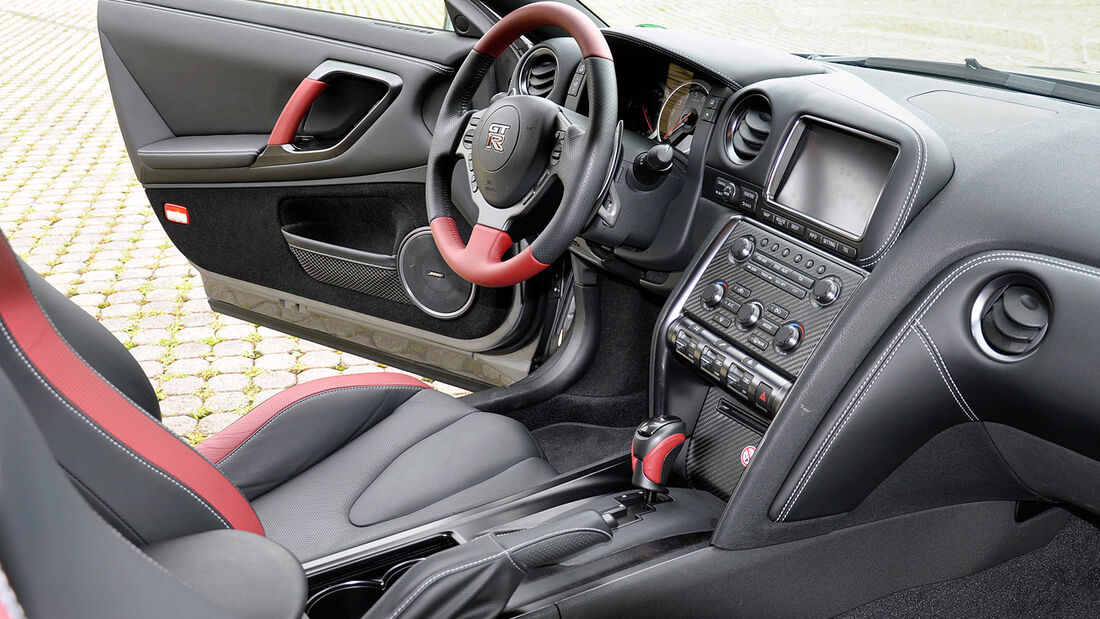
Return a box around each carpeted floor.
[531,422,634,474]
[841,515,1100,618]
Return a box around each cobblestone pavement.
[0,0,1092,443]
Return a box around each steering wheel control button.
[812,276,843,306]
[729,236,755,262]
[774,322,804,352]
[736,301,763,329]
[701,282,727,308]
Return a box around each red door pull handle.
[268,78,329,146]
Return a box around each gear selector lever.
[631,415,686,502]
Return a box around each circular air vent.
[518,48,558,98]
[725,95,772,164]
[971,275,1051,361]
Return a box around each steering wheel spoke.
[425,1,617,288]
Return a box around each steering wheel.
[426,2,617,287]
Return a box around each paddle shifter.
[631,415,686,502]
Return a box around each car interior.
[3,0,1100,617]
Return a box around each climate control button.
[701,281,726,308]
[774,322,804,352]
[736,301,763,329]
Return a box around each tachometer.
[657,78,709,146]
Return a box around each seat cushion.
[248,388,557,561]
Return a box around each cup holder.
[305,559,422,619]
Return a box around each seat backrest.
[0,232,263,544]
[0,371,240,618]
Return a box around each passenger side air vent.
[519,49,558,98]
[973,276,1051,360]
[726,96,772,164]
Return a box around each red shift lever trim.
[641,433,685,484]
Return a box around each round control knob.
[701,281,726,308]
[812,276,843,306]
[729,236,755,262]
[736,301,763,329]
[775,322,804,352]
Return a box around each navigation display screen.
[774,122,898,239]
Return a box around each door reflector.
[164,203,189,225]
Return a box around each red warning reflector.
[740,445,756,467]
[164,203,189,225]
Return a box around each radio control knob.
[736,301,763,329]
[775,322,804,352]
[729,236,755,262]
[812,276,842,306]
[701,282,726,308]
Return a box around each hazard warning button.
[754,382,773,413]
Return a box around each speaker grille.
[288,245,410,304]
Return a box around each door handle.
[268,78,329,146]
[257,60,403,166]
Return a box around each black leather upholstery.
[0,372,306,618]
[0,247,556,562]
[253,388,557,561]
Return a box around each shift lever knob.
[631,415,686,493]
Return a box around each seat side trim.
[0,234,264,536]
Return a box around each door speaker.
[398,228,476,319]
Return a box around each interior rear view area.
[2,0,1100,616]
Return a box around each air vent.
[726,96,772,163]
[519,49,557,98]
[972,275,1051,361]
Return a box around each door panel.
[99,0,546,390]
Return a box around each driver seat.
[0,231,556,561]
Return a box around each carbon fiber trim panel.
[687,388,762,500]
[685,219,866,376]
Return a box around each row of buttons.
[751,235,831,276]
[744,262,807,300]
[714,177,758,213]
[671,318,789,415]
[807,229,858,259]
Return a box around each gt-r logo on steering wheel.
[485,123,510,151]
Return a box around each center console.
[656,216,867,498]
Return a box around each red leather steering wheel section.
[473,2,612,60]
[429,218,547,288]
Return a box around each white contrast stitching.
[914,321,977,421]
[779,329,913,521]
[0,322,230,528]
[389,526,611,619]
[912,325,977,422]
[217,385,422,466]
[779,251,1100,519]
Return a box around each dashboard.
[508,26,1100,546]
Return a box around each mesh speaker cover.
[398,228,476,319]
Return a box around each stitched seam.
[914,321,978,421]
[0,322,230,529]
[604,31,744,89]
[488,533,525,574]
[59,462,147,545]
[389,526,611,619]
[912,326,977,422]
[779,328,913,520]
[16,264,160,418]
[103,0,453,75]
[217,385,423,466]
[779,251,1100,518]
[800,78,927,266]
